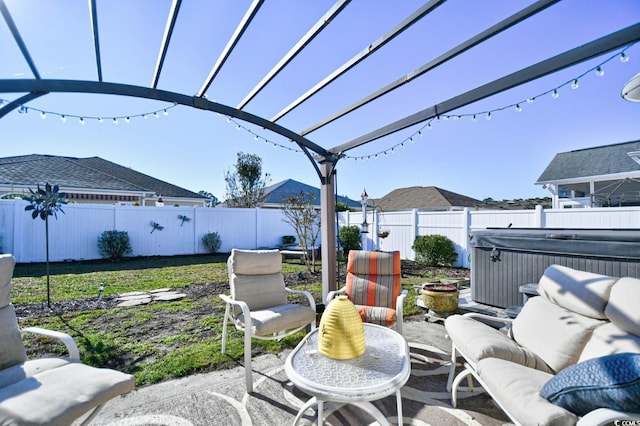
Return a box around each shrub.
[202,232,222,253]
[97,230,132,261]
[281,235,296,246]
[412,234,458,266]
[338,225,361,255]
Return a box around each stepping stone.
[117,297,152,307]
[118,291,149,297]
[149,288,173,294]
[117,294,153,301]
[153,293,187,301]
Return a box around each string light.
[221,114,303,154]
[0,100,179,125]
[344,43,635,161]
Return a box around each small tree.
[281,191,321,272]
[24,182,67,308]
[202,232,222,253]
[224,152,270,207]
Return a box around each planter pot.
[422,283,459,316]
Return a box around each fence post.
[411,208,418,260]
[462,208,471,268]
[535,204,545,228]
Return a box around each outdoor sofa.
[445,264,640,426]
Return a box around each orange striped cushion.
[346,250,401,310]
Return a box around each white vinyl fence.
[1,199,638,266]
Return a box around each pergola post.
[319,161,337,301]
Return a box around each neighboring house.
[260,179,361,209]
[0,154,206,207]
[536,140,640,208]
[370,186,482,211]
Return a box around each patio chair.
[327,250,407,335]
[0,254,135,425]
[221,249,316,393]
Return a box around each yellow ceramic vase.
[318,296,366,360]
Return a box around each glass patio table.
[284,323,410,425]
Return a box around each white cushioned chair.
[0,254,135,425]
[220,249,316,393]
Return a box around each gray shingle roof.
[261,179,361,208]
[370,186,481,211]
[536,140,640,183]
[0,154,203,198]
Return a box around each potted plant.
[422,281,459,316]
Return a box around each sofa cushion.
[537,265,616,319]
[230,272,287,314]
[512,296,604,372]
[476,357,577,426]
[540,353,640,416]
[605,277,640,336]
[579,323,640,363]
[445,314,552,372]
[0,255,16,310]
[228,249,282,275]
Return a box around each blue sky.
[1,0,639,204]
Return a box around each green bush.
[338,225,361,255]
[97,230,132,261]
[202,232,222,253]
[281,235,296,246]
[412,234,458,266]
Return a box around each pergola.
[1,0,639,297]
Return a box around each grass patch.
[15,255,466,387]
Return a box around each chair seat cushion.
[444,314,552,372]
[355,304,396,327]
[0,361,134,425]
[476,357,577,426]
[239,304,315,336]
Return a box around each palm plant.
[24,182,67,308]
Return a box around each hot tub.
[469,228,640,308]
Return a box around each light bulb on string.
[125,117,130,123]
[113,118,119,125]
[98,117,103,123]
[471,114,477,122]
[142,114,147,119]
[620,52,629,63]
[60,115,66,123]
[418,130,423,138]
[527,97,535,103]
[79,117,85,125]
[596,66,604,76]
[485,112,492,121]
[236,125,241,130]
[551,89,559,99]
[153,112,159,118]
[571,79,579,89]
[163,109,168,116]
[515,104,522,112]
[40,111,46,119]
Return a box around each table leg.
[293,397,318,426]
[396,389,403,425]
[317,400,323,425]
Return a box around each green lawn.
[12,254,455,387]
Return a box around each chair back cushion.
[0,255,27,370]
[537,264,617,319]
[346,250,401,310]
[228,249,287,313]
[605,277,640,336]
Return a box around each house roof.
[261,179,361,208]
[536,140,640,183]
[370,186,482,211]
[0,154,204,199]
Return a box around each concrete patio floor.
[81,295,514,426]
